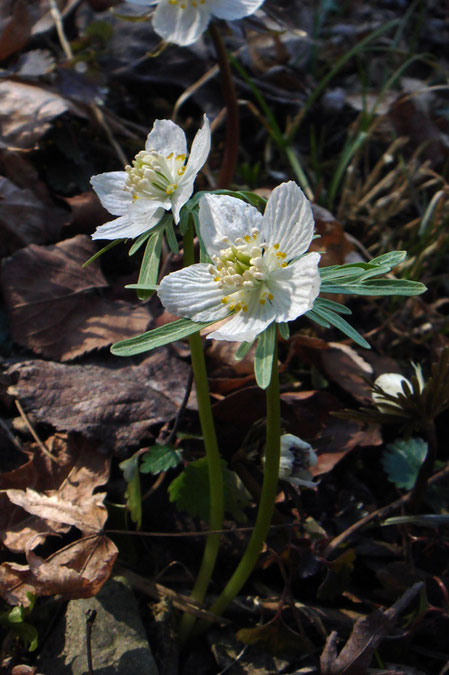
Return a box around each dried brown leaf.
[0,0,32,61]
[2,234,151,360]
[0,534,118,606]
[320,582,424,675]
[6,350,193,452]
[0,80,84,150]
[5,488,108,534]
[0,434,111,553]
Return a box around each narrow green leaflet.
[278,322,290,340]
[128,230,153,257]
[234,340,254,361]
[119,453,142,529]
[314,297,352,315]
[111,318,216,356]
[135,230,163,300]
[308,304,371,348]
[164,220,179,254]
[254,322,277,389]
[82,239,123,268]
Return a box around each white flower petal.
[183,114,211,181]
[158,264,230,322]
[92,215,158,239]
[262,182,315,259]
[211,0,264,20]
[171,177,195,224]
[267,252,321,323]
[153,1,211,46]
[90,172,131,216]
[145,118,187,157]
[199,194,263,259]
[208,293,276,342]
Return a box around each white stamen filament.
[124,150,187,201]
[208,228,288,313]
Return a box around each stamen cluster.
[208,228,287,313]
[125,150,187,201]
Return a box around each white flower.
[128,0,265,46]
[91,115,210,240]
[372,364,425,412]
[158,181,321,342]
[278,434,318,488]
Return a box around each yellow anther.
[242,304,248,312]
[180,2,186,7]
[177,166,186,175]
[273,243,280,249]
[165,183,177,195]
[282,262,288,267]
[166,152,174,159]
[244,235,251,243]
[234,303,241,312]
[214,276,220,282]
[176,154,186,161]
[229,304,235,311]
[259,299,266,305]
[221,297,228,304]
[252,233,257,240]
[268,293,273,301]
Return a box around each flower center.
[124,150,187,201]
[208,228,288,313]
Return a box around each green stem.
[178,226,224,640]
[208,339,281,617]
[209,22,239,189]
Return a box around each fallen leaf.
[2,234,152,360]
[0,0,32,61]
[0,434,110,553]
[320,582,424,675]
[0,80,84,150]
[320,342,374,404]
[0,175,65,259]
[6,350,194,452]
[0,534,118,607]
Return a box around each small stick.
[323,463,449,558]
[209,23,240,188]
[15,400,59,464]
[85,608,97,674]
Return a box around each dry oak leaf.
[1,234,151,361]
[0,534,117,607]
[6,350,194,452]
[0,175,65,259]
[0,0,32,61]
[0,79,85,150]
[0,434,111,553]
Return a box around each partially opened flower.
[91,115,210,240]
[158,181,321,342]
[278,434,318,488]
[129,0,265,46]
[372,364,425,413]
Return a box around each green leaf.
[82,239,123,267]
[136,230,163,300]
[111,318,215,356]
[234,340,254,361]
[140,444,183,475]
[278,322,290,340]
[309,305,371,348]
[313,297,352,315]
[164,220,179,254]
[382,437,428,490]
[119,453,142,529]
[168,458,250,523]
[13,622,38,652]
[254,322,276,389]
[128,230,153,256]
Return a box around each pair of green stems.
[178,227,281,640]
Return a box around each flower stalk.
[208,337,281,617]
[178,223,224,640]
